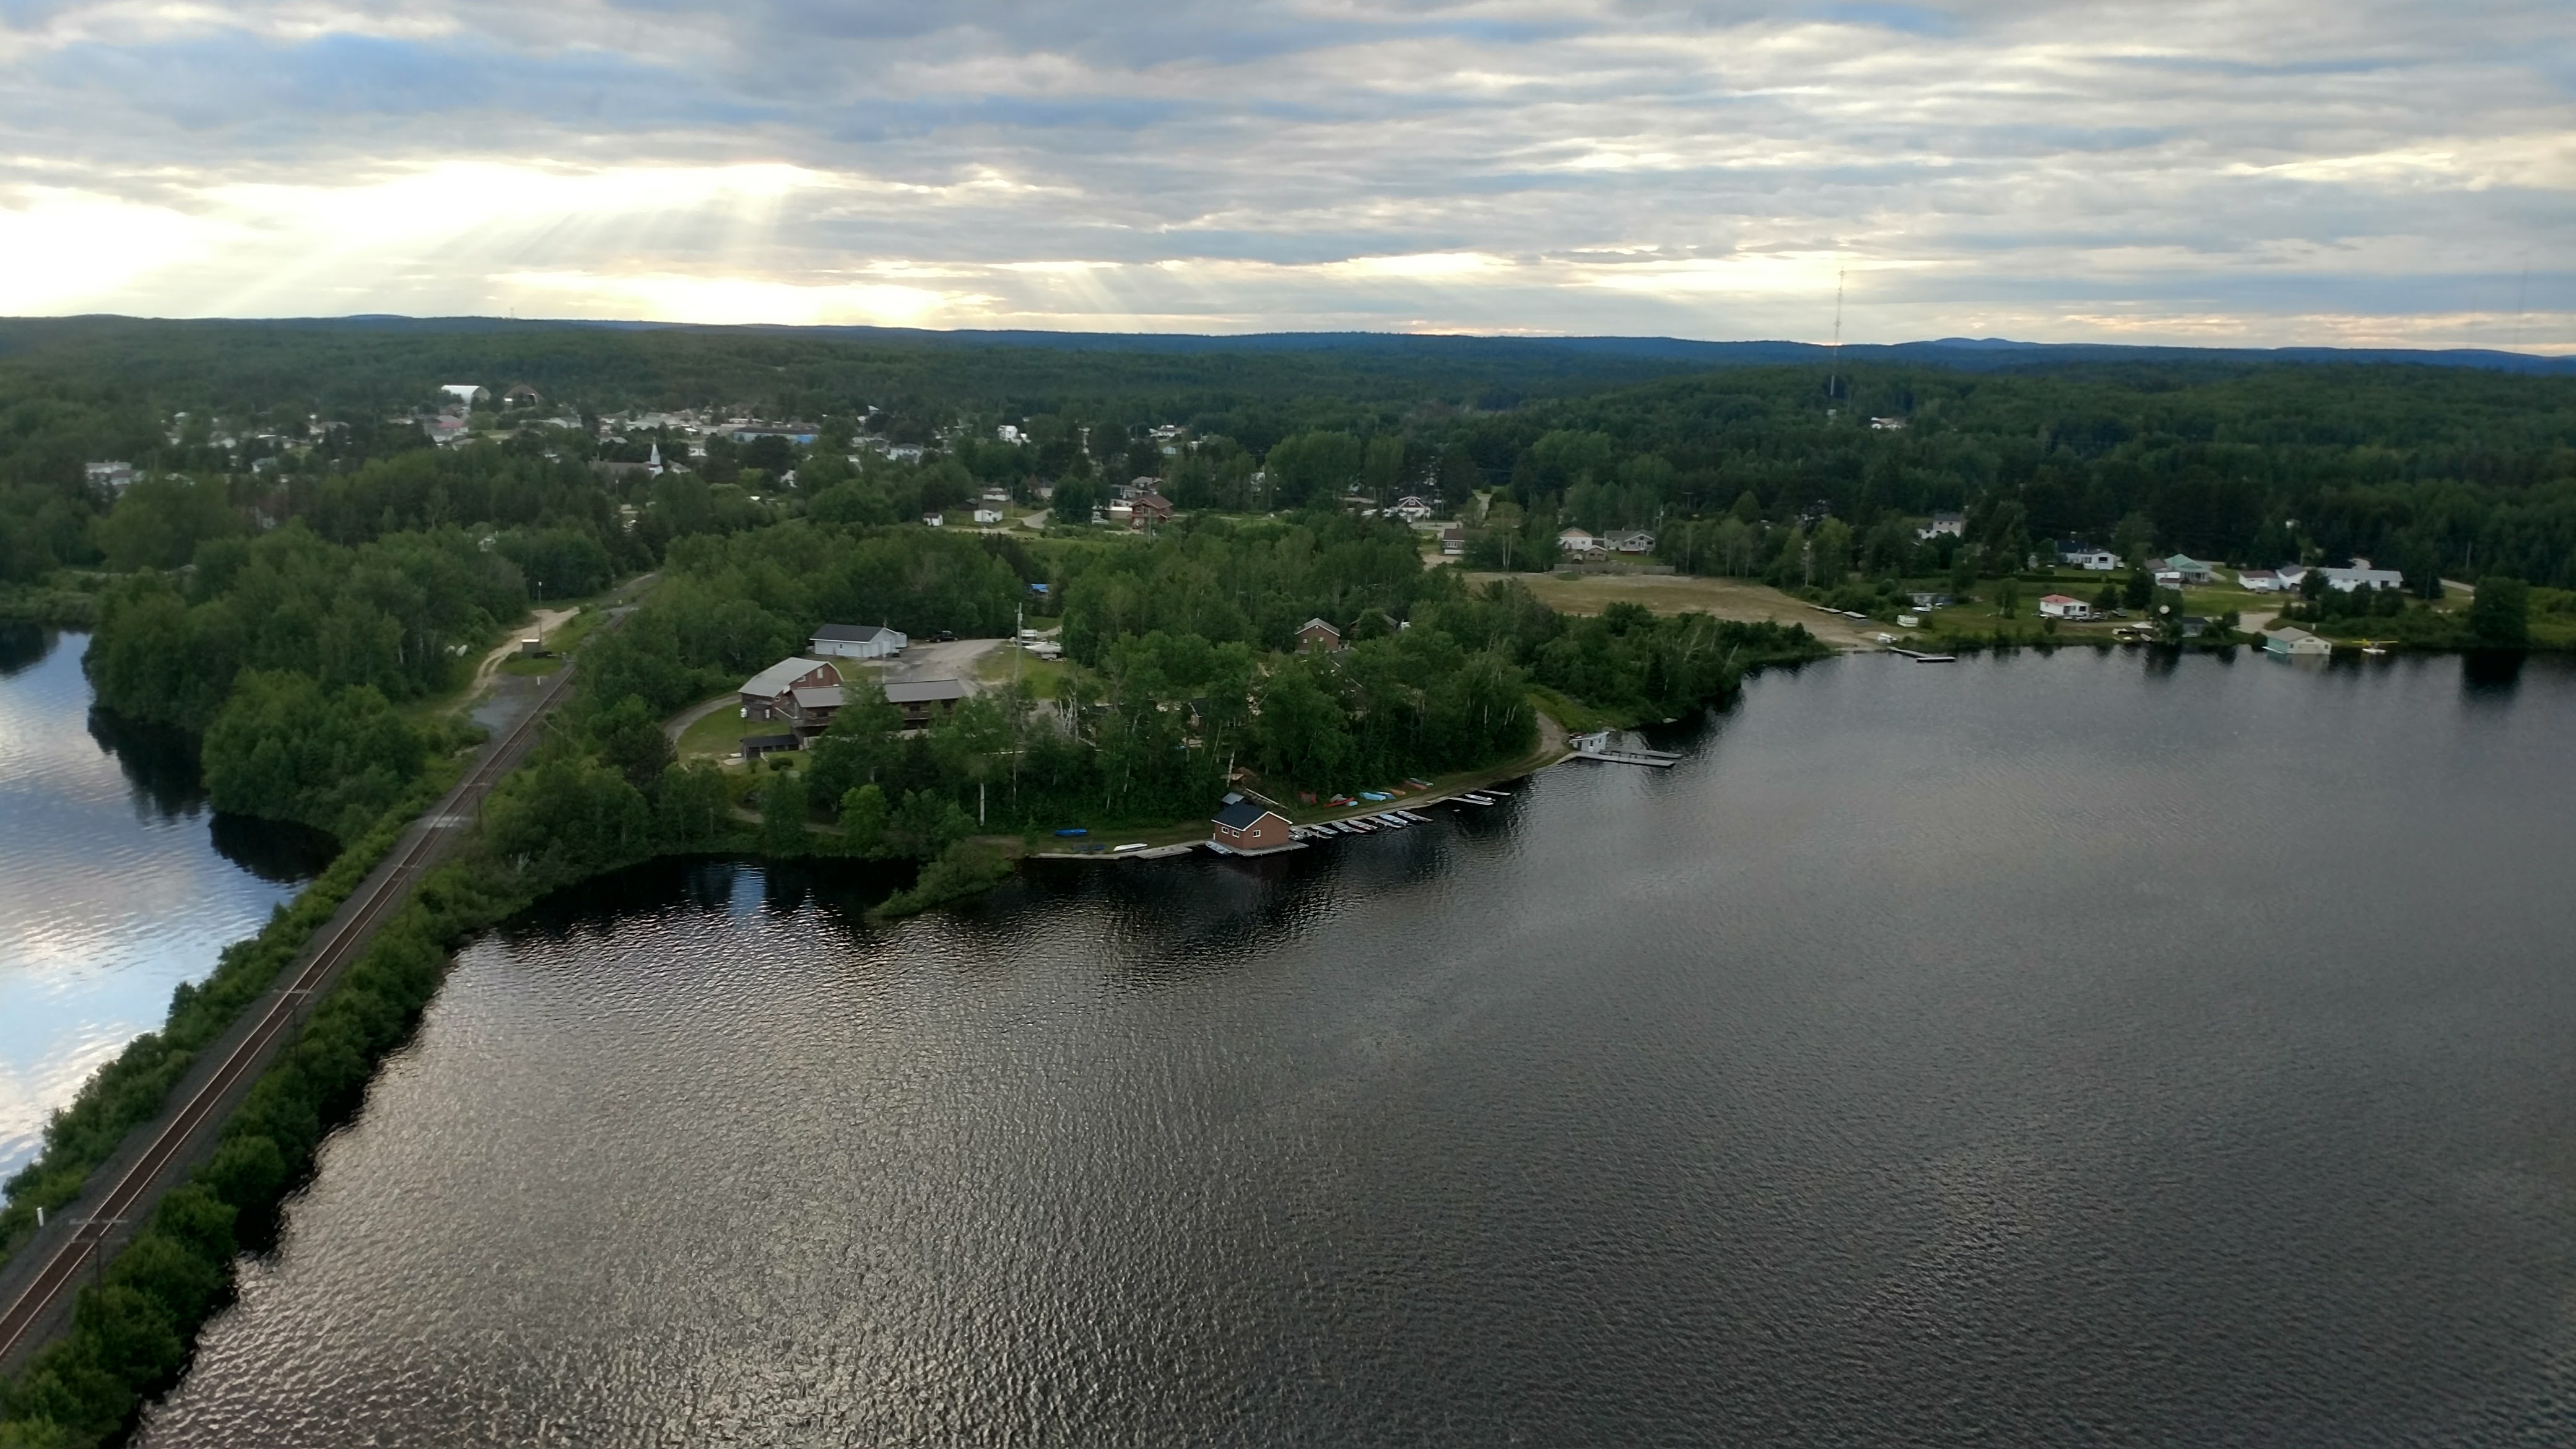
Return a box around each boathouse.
[1209,798,1294,854]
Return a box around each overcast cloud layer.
[1,0,2569,346]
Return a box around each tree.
[837,783,889,856]
[2468,575,2530,648]
[201,671,426,840]
[588,694,674,786]
[759,770,811,856]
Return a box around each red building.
[1209,798,1295,854]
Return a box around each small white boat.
[1375,812,1409,827]
[1401,809,1432,823]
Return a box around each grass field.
[674,695,760,762]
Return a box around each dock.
[1567,731,1682,768]
[1887,646,1956,663]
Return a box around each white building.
[809,624,908,660]
[2038,594,2092,620]
[1557,527,1603,556]
[439,384,486,407]
[1607,529,1657,554]
[1917,511,1965,540]
[1388,495,1435,523]
[2061,546,2121,571]
[2239,568,2289,593]
[2321,560,2403,592]
[84,461,135,493]
[973,507,1004,524]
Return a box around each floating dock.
[1887,646,1957,663]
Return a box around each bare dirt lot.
[1463,572,1881,649]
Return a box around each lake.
[0,627,334,1178]
[134,648,2576,1446]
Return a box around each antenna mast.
[1828,268,1845,412]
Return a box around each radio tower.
[1827,268,1845,414]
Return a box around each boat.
[1401,810,1432,823]
[1360,791,1391,801]
[1113,842,1148,853]
[1375,812,1409,827]
[1053,827,1089,837]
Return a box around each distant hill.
[6,315,2569,376]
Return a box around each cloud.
[0,0,2567,347]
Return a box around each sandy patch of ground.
[466,607,577,699]
[1463,572,1884,649]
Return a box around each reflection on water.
[0,633,321,1175]
[141,650,2576,1447]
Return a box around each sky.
[0,0,2569,347]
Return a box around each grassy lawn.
[674,694,760,762]
[975,644,1071,698]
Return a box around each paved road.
[0,652,588,1373]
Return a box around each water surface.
[0,627,333,1176]
[142,650,2576,1446]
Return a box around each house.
[809,624,908,660]
[778,684,845,736]
[1607,529,1657,554]
[981,487,1011,505]
[1908,591,1954,611]
[2061,546,2121,571]
[923,512,944,527]
[1440,524,1465,556]
[2274,565,2310,592]
[1388,495,1435,523]
[2321,560,2404,593]
[973,507,1004,525]
[996,425,1024,444]
[2157,555,2216,585]
[1869,416,1908,431]
[884,677,967,729]
[1556,528,1608,562]
[2238,568,2287,593]
[1128,492,1175,527]
[84,461,135,493]
[1297,618,1344,654]
[2263,626,2332,657]
[1208,797,1296,855]
[2038,594,2092,620]
[1917,511,1965,540]
[502,384,544,405]
[740,658,842,721]
[438,383,486,407]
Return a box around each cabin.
[2263,626,2332,658]
[1129,492,1175,528]
[1209,798,1295,854]
[809,623,908,660]
[1297,618,1344,655]
[884,677,967,729]
[2038,594,2092,620]
[1606,529,1656,555]
[1440,524,1464,556]
[740,658,843,721]
[2157,555,2216,585]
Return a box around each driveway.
[885,637,1004,693]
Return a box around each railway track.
[0,658,581,1370]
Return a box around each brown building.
[884,677,968,729]
[1295,617,1344,654]
[1209,798,1294,853]
[1129,491,1175,528]
[740,657,843,722]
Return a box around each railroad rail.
[0,658,581,1370]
